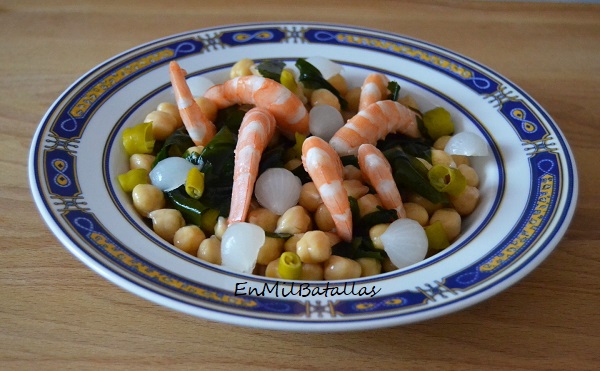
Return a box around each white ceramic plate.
[29,23,577,331]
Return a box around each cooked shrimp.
[228,107,277,225]
[358,73,389,111]
[358,144,406,219]
[329,100,420,156]
[302,136,352,242]
[203,75,309,138]
[169,61,217,146]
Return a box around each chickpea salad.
[118,57,488,281]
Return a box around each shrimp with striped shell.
[329,100,420,156]
[358,144,406,219]
[228,107,277,225]
[302,136,353,242]
[358,73,389,111]
[204,75,310,138]
[169,61,217,146]
[121,57,486,280]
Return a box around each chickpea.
[264,258,281,279]
[431,149,456,167]
[382,257,398,272]
[344,87,361,113]
[343,179,370,199]
[129,153,155,172]
[148,209,185,243]
[247,208,279,233]
[197,235,221,264]
[254,264,267,277]
[302,85,313,101]
[343,165,363,181]
[298,182,322,212]
[433,135,452,151]
[275,206,311,234]
[156,102,182,126]
[430,208,462,241]
[283,233,304,253]
[214,216,228,239]
[357,194,382,217]
[327,73,348,96]
[323,256,362,280]
[357,257,382,277]
[449,186,480,216]
[230,58,254,78]
[397,94,419,111]
[249,64,264,77]
[452,155,470,167]
[145,110,178,141]
[132,184,165,217]
[403,202,429,226]
[256,237,284,265]
[314,203,335,232]
[458,164,479,187]
[407,193,443,215]
[369,223,389,250]
[194,96,218,122]
[310,88,341,111]
[173,225,206,255]
[284,158,302,171]
[296,231,332,263]
[301,263,324,280]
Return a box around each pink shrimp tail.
[228,107,277,225]
[169,61,217,146]
[358,144,406,219]
[302,136,353,242]
[329,100,420,156]
[359,73,390,111]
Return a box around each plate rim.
[28,21,579,331]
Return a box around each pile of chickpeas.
[125,58,481,281]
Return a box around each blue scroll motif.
[63,208,307,315]
[303,28,499,95]
[332,290,427,315]
[500,100,548,142]
[50,40,203,140]
[45,149,79,197]
[220,28,286,46]
[448,151,559,289]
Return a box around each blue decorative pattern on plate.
[29,23,577,331]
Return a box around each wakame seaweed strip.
[152,127,195,166]
[383,147,449,205]
[295,58,347,109]
[214,105,250,132]
[377,135,433,163]
[256,60,286,81]
[387,81,401,101]
[195,127,237,214]
[165,185,210,225]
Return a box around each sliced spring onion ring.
[122,122,155,156]
[117,168,148,192]
[428,164,467,196]
[185,167,205,199]
[278,252,302,280]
